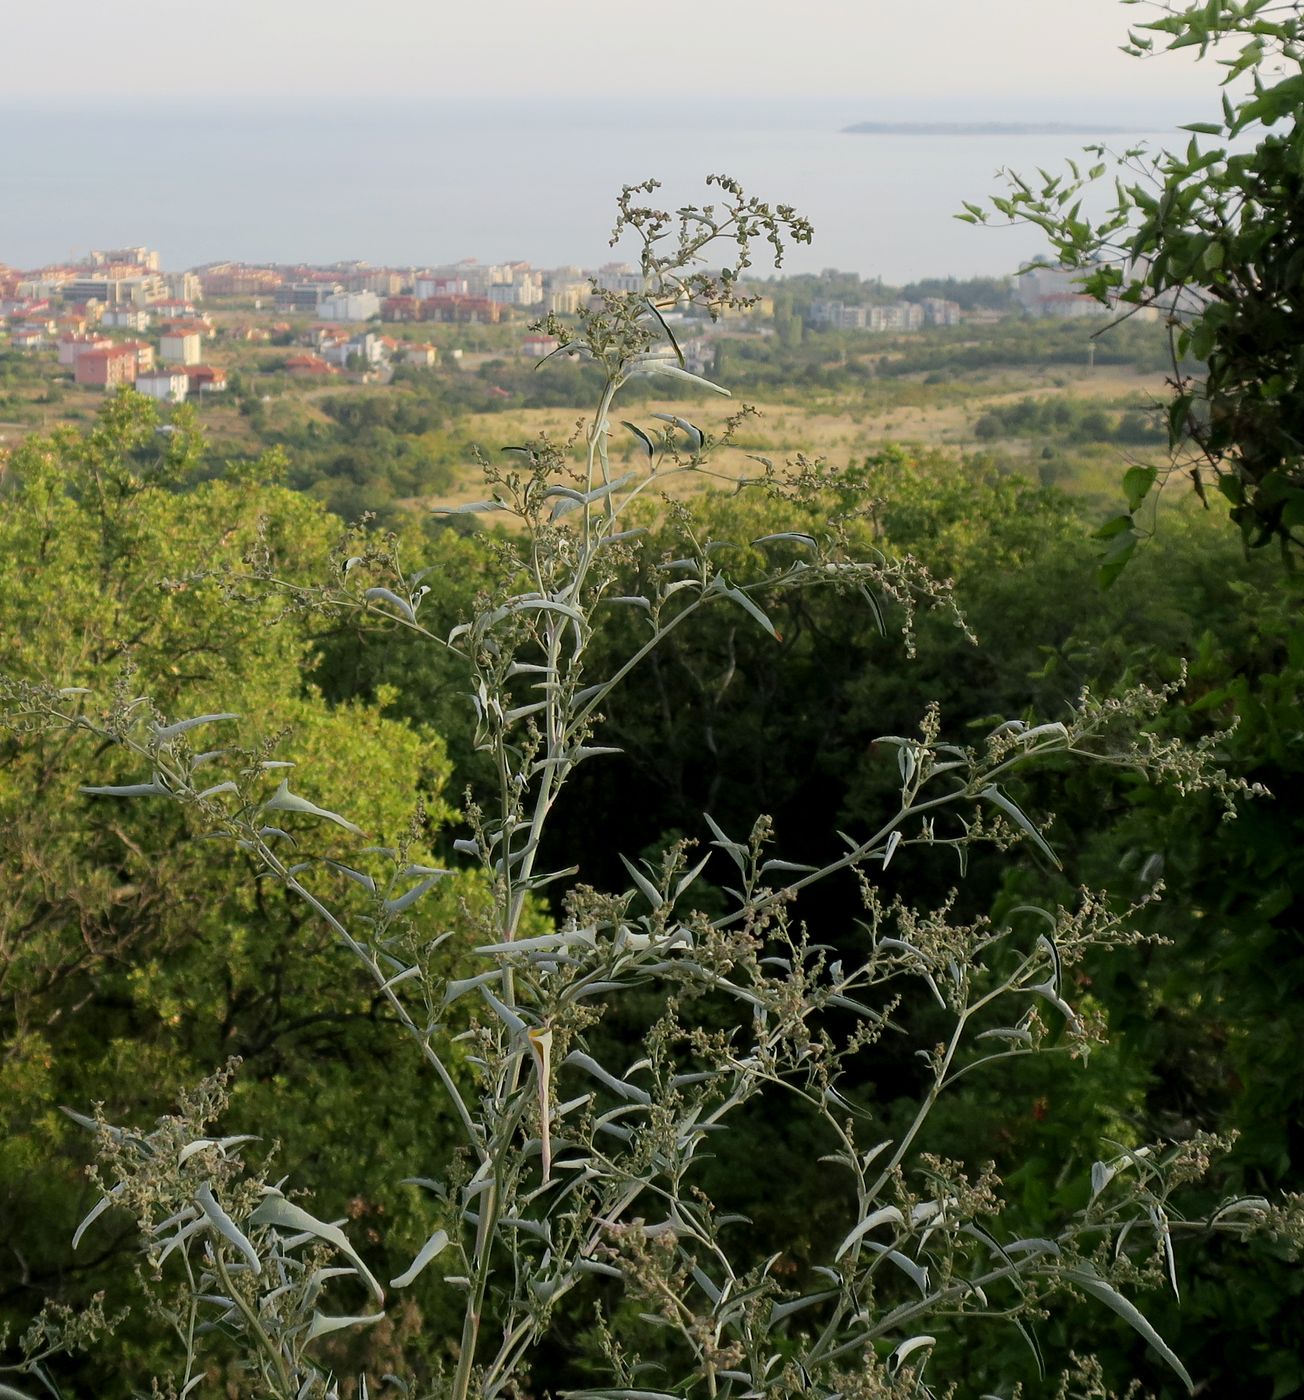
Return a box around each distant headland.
[841,121,1155,136]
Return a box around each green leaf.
[1123,465,1158,513]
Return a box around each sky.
[3,0,1215,109]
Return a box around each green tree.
[0,393,482,1388]
[967,0,1304,564]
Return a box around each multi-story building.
[89,246,160,272]
[276,282,344,314]
[200,264,283,297]
[1015,264,1101,318]
[101,306,152,331]
[317,290,380,322]
[419,296,503,324]
[596,262,644,294]
[58,334,112,367]
[160,330,202,365]
[74,345,138,388]
[118,340,155,373]
[920,297,963,326]
[64,273,166,307]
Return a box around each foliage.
[2,181,1297,1400]
[968,0,1304,566]
[0,393,481,1389]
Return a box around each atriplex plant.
[2,178,1295,1400]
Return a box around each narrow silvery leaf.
[305,1310,385,1342]
[979,785,1061,868]
[528,1026,555,1182]
[264,780,362,835]
[752,532,818,549]
[638,361,731,396]
[718,584,781,641]
[179,1135,258,1165]
[72,1185,122,1249]
[562,1391,684,1400]
[618,853,664,910]
[80,781,168,798]
[565,1051,651,1104]
[480,986,527,1036]
[673,852,712,900]
[195,1182,261,1275]
[834,1206,904,1260]
[621,420,657,458]
[1004,1237,1061,1259]
[858,584,887,636]
[1149,1204,1180,1300]
[1061,1267,1193,1390]
[769,1290,838,1325]
[475,932,571,956]
[443,970,503,1003]
[649,412,704,452]
[542,472,635,507]
[432,499,509,514]
[891,1336,937,1370]
[1035,935,1064,1001]
[390,1229,449,1288]
[882,830,902,870]
[195,781,239,801]
[363,587,416,622]
[976,1026,1033,1045]
[385,873,448,914]
[152,713,241,743]
[863,1243,930,1294]
[250,1193,383,1303]
[596,527,649,547]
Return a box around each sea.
[1,98,1187,282]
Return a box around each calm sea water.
[2,100,1179,281]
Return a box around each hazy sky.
[5,0,1213,106]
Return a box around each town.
[0,242,1107,412]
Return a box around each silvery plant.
[2,179,1295,1400]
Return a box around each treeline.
[974,394,1166,445]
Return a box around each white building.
[317,290,380,322]
[101,306,152,331]
[160,330,202,365]
[135,369,189,402]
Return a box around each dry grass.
[408,365,1170,511]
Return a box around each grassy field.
[405,364,1171,512]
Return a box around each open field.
[404,365,1171,512]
